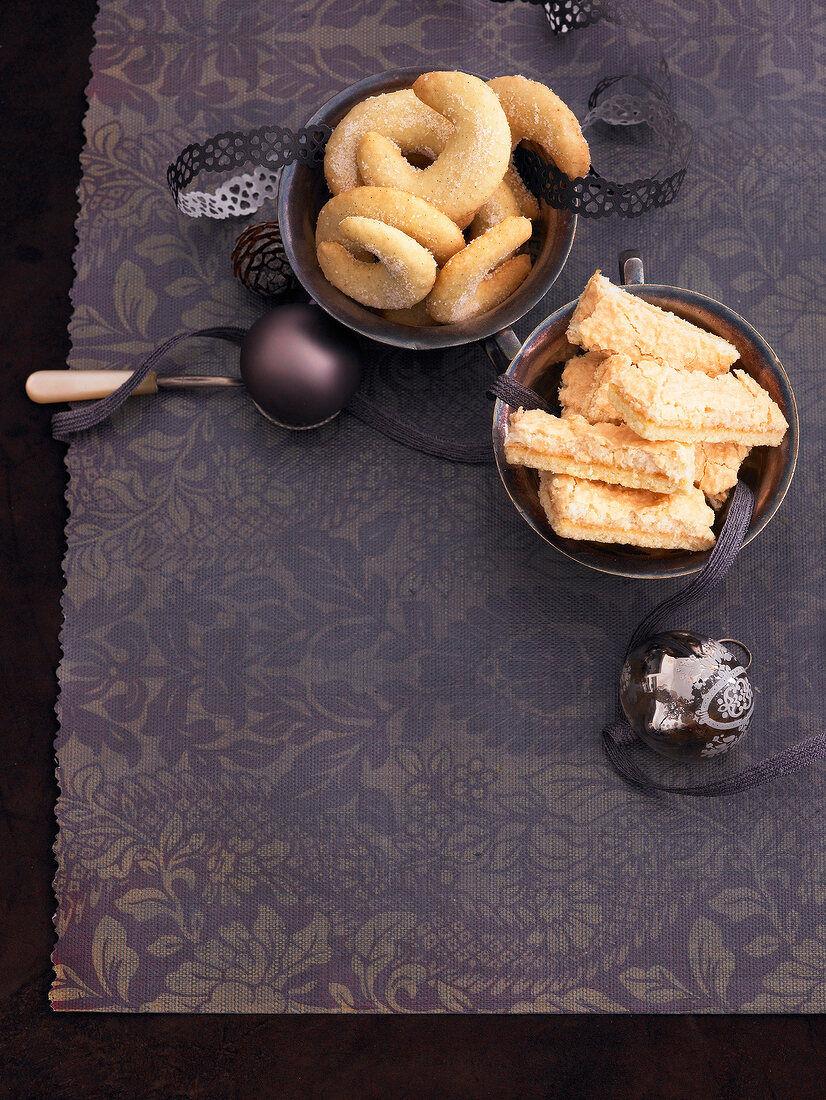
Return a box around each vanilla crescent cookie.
[324,89,454,195]
[316,186,465,266]
[488,75,590,181]
[504,162,540,221]
[356,71,512,228]
[426,215,532,324]
[467,179,522,240]
[380,300,437,327]
[316,216,437,310]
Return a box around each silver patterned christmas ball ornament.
[232,221,298,299]
[620,631,754,762]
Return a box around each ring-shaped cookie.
[324,89,453,195]
[356,71,512,229]
[488,75,590,181]
[426,215,533,324]
[316,215,437,310]
[316,186,465,266]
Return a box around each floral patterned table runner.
[53,0,826,1011]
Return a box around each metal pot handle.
[482,327,522,373]
[619,250,645,285]
[486,251,645,373]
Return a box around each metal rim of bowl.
[278,68,576,350]
[492,284,799,580]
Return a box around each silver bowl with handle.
[491,253,799,579]
[277,68,576,354]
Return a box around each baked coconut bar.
[559,360,749,495]
[604,359,788,446]
[506,409,695,493]
[581,354,630,424]
[694,441,750,496]
[539,473,716,551]
[705,489,732,511]
[567,272,738,376]
[559,352,625,425]
[558,351,608,417]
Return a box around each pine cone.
[231,221,298,299]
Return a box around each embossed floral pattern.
[718,677,753,720]
[53,0,826,1012]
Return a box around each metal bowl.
[278,69,575,351]
[492,260,799,579]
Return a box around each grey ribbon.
[51,329,496,464]
[56,358,823,796]
[603,481,826,796]
[51,328,246,443]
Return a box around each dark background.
[2,1,826,1095]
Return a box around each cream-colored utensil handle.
[25,370,159,403]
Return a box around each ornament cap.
[717,638,752,669]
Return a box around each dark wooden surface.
[2,1,826,1096]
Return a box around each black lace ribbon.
[166,125,330,219]
[514,81,691,218]
[497,0,693,216]
[167,124,331,205]
[167,0,692,219]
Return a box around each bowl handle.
[619,250,645,285]
[482,327,522,373]
[484,251,644,372]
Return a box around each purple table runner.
[52,0,826,1012]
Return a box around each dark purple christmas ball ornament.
[620,631,754,762]
[240,303,362,429]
